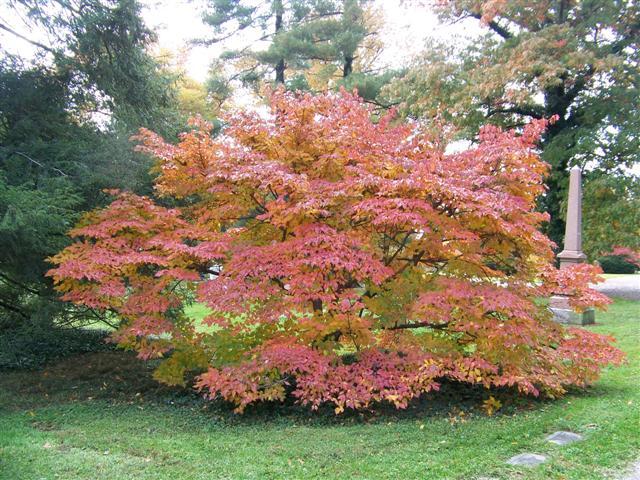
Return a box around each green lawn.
[183,302,212,323]
[602,273,639,279]
[1,300,638,480]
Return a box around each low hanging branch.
[0,22,59,55]
[11,151,68,177]
[48,89,623,414]
[0,298,28,319]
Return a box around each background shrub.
[0,323,113,370]
[597,255,639,274]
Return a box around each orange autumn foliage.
[48,90,623,413]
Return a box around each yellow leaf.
[482,395,502,416]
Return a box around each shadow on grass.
[0,349,585,428]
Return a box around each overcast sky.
[2,3,638,174]
[140,0,480,82]
[0,1,481,83]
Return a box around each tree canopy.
[1,0,634,412]
[389,0,640,250]
[200,0,390,100]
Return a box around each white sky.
[140,0,480,82]
[0,0,481,82]
[2,2,637,174]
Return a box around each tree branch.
[486,104,545,119]
[0,272,40,295]
[11,151,68,176]
[0,298,29,319]
[0,21,58,54]
[385,321,450,331]
[467,12,513,40]
[384,232,413,265]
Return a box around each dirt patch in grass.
[1,348,511,423]
[0,351,197,411]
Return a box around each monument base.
[549,295,595,325]
[550,307,595,325]
[557,249,587,269]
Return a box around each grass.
[183,302,212,323]
[602,273,639,279]
[1,299,638,480]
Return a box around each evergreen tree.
[201,0,373,89]
[0,0,180,329]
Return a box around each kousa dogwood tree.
[48,90,624,413]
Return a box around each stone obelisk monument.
[549,166,595,325]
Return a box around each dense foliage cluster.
[391,0,640,250]
[583,176,640,260]
[0,0,180,331]
[200,0,393,105]
[598,247,640,274]
[48,90,623,413]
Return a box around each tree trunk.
[275,59,285,84]
[557,0,566,23]
[541,82,577,250]
[274,2,285,84]
[343,55,353,77]
[540,137,569,251]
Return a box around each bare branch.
[467,12,513,40]
[0,21,58,54]
[11,151,68,176]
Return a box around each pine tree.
[201,0,372,87]
[0,0,180,329]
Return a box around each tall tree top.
[201,0,371,85]
[389,0,639,248]
[1,0,180,131]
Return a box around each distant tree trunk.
[541,142,569,251]
[557,0,566,23]
[274,1,285,84]
[541,77,583,250]
[275,59,285,84]
[343,55,353,77]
